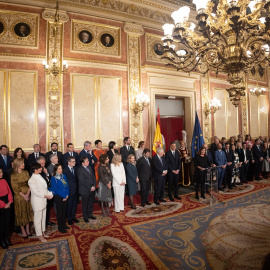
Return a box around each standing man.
[239,142,250,183]
[36,156,55,226]
[45,142,63,166]
[136,148,152,207]
[247,143,255,181]
[63,156,79,225]
[62,143,79,168]
[28,144,46,167]
[215,143,227,191]
[203,144,214,166]
[211,137,220,162]
[252,138,264,180]
[47,154,58,177]
[224,143,235,189]
[0,145,12,179]
[165,142,181,201]
[79,141,97,173]
[152,148,168,205]
[120,137,135,166]
[77,157,96,222]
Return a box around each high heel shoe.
[201,194,206,199]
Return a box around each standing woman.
[126,154,139,209]
[0,167,13,249]
[262,142,270,179]
[11,158,33,238]
[51,164,69,233]
[28,163,53,242]
[107,141,118,164]
[194,147,210,199]
[178,141,191,186]
[98,154,113,217]
[245,134,252,146]
[135,141,145,161]
[110,154,126,213]
[14,147,29,172]
[93,140,107,189]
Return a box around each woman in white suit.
[28,163,53,242]
[110,154,126,213]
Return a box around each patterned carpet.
[0,181,269,270]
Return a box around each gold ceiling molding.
[65,57,127,66]
[0,53,44,58]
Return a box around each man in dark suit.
[136,148,152,207]
[77,156,96,222]
[224,143,235,189]
[252,138,264,180]
[28,144,46,167]
[78,141,97,173]
[62,143,79,168]
[210,137,220,162]
[239,142,250,183]
[47,154,58,177]
[165,142,181,201]
[215,143,227,190]
[63,156,79,225]
[120,137,135,166]
[45,142,63,166]
[153,148,168,205]
[36,156,55,226]
[203,144,214,166]
[0,145,13,180]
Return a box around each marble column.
[124,22,144,148]
[42,9,69,151]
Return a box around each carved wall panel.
[249,93,259,137]
[0,10,39,48]
[72,20,120,56]
[259,95,268,137]
[146,33,167,63]
[0,70,6,144]
[8,70,38,151]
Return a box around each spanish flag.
[152,107,163,156]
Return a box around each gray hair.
[156,148,163,154]
[84,141,91,147]
[50,153,57,161]
[37,156,45,162]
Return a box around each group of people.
[194,134,269,199]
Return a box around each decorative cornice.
[42,8,69,22]
[124,23,144,37]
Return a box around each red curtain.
[158,117,184,151]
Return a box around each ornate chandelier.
[162,0,270,106]
[250,86,267,96]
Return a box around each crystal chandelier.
[162,0,270,107]
[133,92,150,114]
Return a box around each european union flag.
[191,111,205,158]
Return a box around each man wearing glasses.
[63,156,79,225]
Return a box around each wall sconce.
[250,87,267,97]
[204,97,221,116]
[133,92,150,114]
[43,58,68,77]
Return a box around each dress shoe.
[195,194,199,200]
[201,194,206,199]
[4,238,12,246]
[154,201,160,205]
[174,196,181,200]
[131,204,136,209]
[72,218,79,223]
[27,233,32,237]
[141,204,145,207]
[89,216,96,220]
[206,190,210,194]
[159,199,167,202]
[64,226,70,230]
[169,197,175,202]
[228,187,233,190]
[218,188,224,191]
[145,201,151,205]
[1,241,8,249]
[47,221,56,226]
[68,220,73,225]
[84,218,89,223]
[59,229,67,234]
[22,235,28,239]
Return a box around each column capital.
[42,8,69,23]
[124,22,144,37]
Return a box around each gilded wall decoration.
[201,74,211,144]
[146,33,167,63]
[0,10,39,47]
[72,20,120,56]
[124,22,144,147]
[242,78,249,137]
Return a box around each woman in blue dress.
[126,154,139,209]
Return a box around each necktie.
[128,146,130,152]
[146,158,150,166]
[3,155,7,166]
[70,152,73,156]
[35,153,38,160]
[71,167,74,174]
[85,167,91,174]
[172,151,175,158]
[159,156,163,165]
[226,150,228,154]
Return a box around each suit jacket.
[28,152,46,167]
[28,173,53,212]
[63,166,77,195]
[0,154,12,172]
[237,148,250,163]
[47,163,55,177]
[252,144,263,161]
[165,150,181,173]
[136,156,152,182]
[210,143,218,161]
[152,155,168,180]
[62,152,79,168]
[78,149,97,172]
[120,145,135,165]
[107,149,119,164]
[45,151,63,166]
[224,149,235,165]
[205,150,213,164]
[215,150,227,166]
[77,165,96,195]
